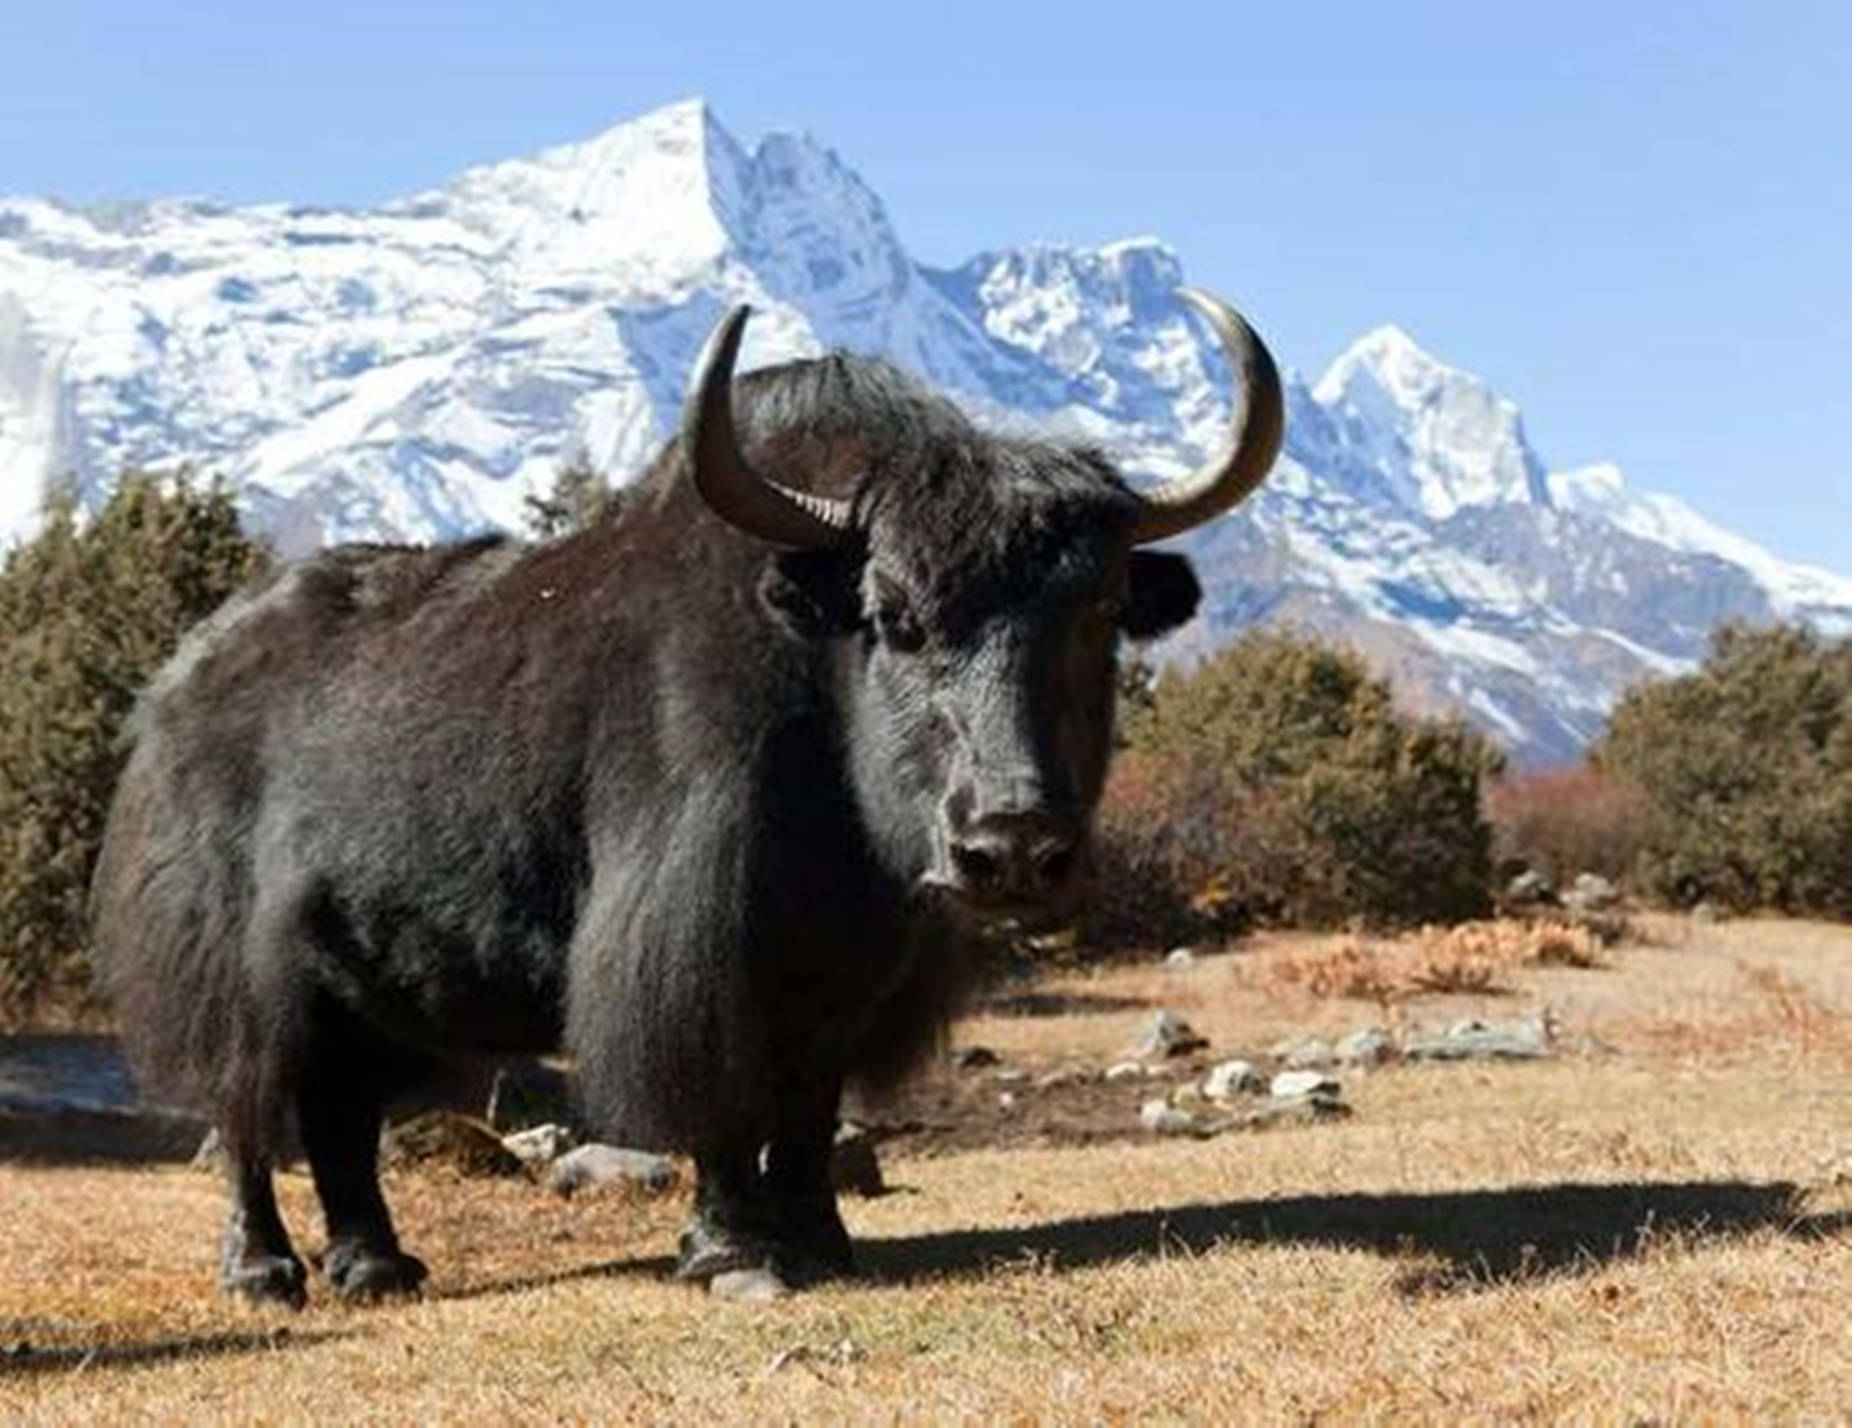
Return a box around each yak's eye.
[872,578,927,653]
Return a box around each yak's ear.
[758,550,865,639]
[1123,551,1201,640]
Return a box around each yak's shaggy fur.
[89,345,1204,1300]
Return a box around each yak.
[90,291,1283,1305]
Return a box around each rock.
[1138,1098,1202,1137]
[1270,1036,1333,1070]
[1334,1027,1395,1067]
[950,1046,1000,1071]
[997,1091,1018,1112]
[501,1122,576,1168]
[1402,1014,1552,1062]
[1691,900,1724,924]
[1103,1061,1147,1083]
[1034,1067,1090,1092]
[710,1268,787,1302]
[1164,946,1197,969]
[992,1067,1030,1086]
[546,1143,680,1198]
[380,1111,527,1178]
[1201,1059,1264,1101]
[1234,1091,1353,1130]
[1270,1069,1340,1099]
[1563,872,1620,915]
[1505,869,1556,905]
[830,1122,885,1197]
[485,1061,578,1133]
[1132,1010,1209,1059]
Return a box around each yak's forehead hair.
[737,353,1140,615]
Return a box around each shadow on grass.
[0,1326,353,1378]
[859,1179,1847,1296]
[976,990,1150,1018]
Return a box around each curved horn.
[1127,288,1285,546]
[684,304,853,548]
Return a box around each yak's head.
[683,293,1283,921]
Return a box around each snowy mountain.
[3,98,1848,764]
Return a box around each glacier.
[3,96,1847,764]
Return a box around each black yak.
[90,291,1282,1304]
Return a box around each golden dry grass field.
[2,915,1848,1424]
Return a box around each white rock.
[1201,1059,1264,1100]
[1270,1069,1341,1099]
[501,1122,576,1167]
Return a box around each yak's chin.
[914,872,1082,935]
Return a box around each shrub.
[0,476,267,1023]
[1598,623,1852,916]
[1089,630,1502,944]
[1486,764,1647,887]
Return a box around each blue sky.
[4,0,1848,573]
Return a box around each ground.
[1,916,1847,1424]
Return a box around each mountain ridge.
[3,97,1847,764]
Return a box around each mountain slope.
[3,98,1847,764]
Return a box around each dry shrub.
[1486,764,1647,886]
[1270,919,1608,1001]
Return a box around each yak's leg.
[764,1071,854,1282]
[675,1149,780,1284]
[297,1045,427,1302]
[219,1130,307,1308]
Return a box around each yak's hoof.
[675,1217,772,1284]
[223,1253,308,1310]
[323,1242,428,1302]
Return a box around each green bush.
[0,475,267,1023]
[1090,630,1502,945]
[1599,623,1852,915]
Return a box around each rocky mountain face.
[3,98,1847,764]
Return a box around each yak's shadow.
[0,1326,352,1378]
[858,1179,1845,1296]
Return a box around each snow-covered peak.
[1314,323,1549,520]
[1550,461,1852,626]
[426,98,744,294]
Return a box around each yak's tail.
[89,733,293,1154]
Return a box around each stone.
[501,1122,576,1168]
[1402,1014,1551,1062]
[1132,1009,1209,1059]
[379,1111,527,1178]
[950,1046,1000,1071]
[1563,872,1620,915]
[1138,1098,1202,1137]
[1103,1061,1148,1083]
[1164,946,1197,969]
[546,1143,680,1198]
[485,1061,578,1133]
[1691,900,1724,924]
[1270,1036,1334,1070]
[1269,1069,1340,1099]
[1234,1091,1353,1130]
[1034,1067,1090,1092]
[710,1267,787,1302]
[1201,1059,1264,1101]
[1334,1027,1395,1067]
[1505,869,1556,905]
[829,1122,885,1197]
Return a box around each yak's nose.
[946,809,1081,907]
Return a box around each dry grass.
[1265,919,1611,1004]
[3,917,1849,1424]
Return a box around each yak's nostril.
[1032,838,1077,890]
[950,839,1005,891]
